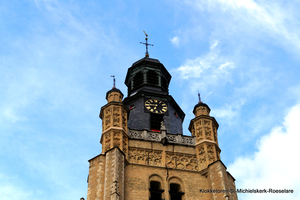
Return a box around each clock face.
[145,99,168,114]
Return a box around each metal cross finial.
[140,30,154,58]
[111,75,115,88]
[198,90,202,103]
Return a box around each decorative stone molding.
[147,132,161,141]
[166,152,198,171]
[181,136,195,145]
[128,147,163,166]
[129,130,143,139]
[128,147,198,172]
[128,129,195,146]
[167,135,177,142]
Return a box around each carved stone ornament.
[113,107,120,127]
[128,147,162,166]
[207,144,215,162]
[122,109,127,131]
[198,146,206,164]
[111,181,120,195]
[216,152,220,160]
[166,152,198,171]
[213,125,218,143]
[160,121,166,130]
[182,137,194,145]
[198,145,206,170]
[104,133,111,152]
[129,130,143,139]
[122,137,128,154]
[147,132,161,141]
[204,120,210,126]
[104,108,112,130]
[113,131,121,148]
[167,135,177,142]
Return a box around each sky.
[1,0,300,199]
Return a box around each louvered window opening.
[161,77,168,92]
[133,71,144,89]
[147,70,159,86]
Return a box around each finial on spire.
[140,30,154,57]
[198,90,202,103]
[111,75,116,88]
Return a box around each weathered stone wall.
[207,161,235,200]
[103,147,125,200]
[87,154,105,200]
[227,172,238,200]
[124,139,237,200]
[124,164,210,200]
[87,129,237,200]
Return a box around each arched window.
[169,183,184,200]
[149,181,164,200]
[147,70,159,86]
[168,177,184,200]
[133,71,144,89]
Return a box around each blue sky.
[1,0,300,199]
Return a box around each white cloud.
[210,40,218,50]
[170,36,180,46]
[228,104,300,200]
[212,103,240,119]
[184,0,300,52]
[173,41,235,87]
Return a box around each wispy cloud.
[182,0,300,52]
[209,40,218,50]
[173,41,235,84]
[170,36,180,46]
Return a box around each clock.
[145,99,168,114]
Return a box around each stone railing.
[128,129,195,146]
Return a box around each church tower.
[86,40,238,200]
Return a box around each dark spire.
[198,90,202,103]
[106,75,123,100]
[193,91,211,114]
[140,31,154,57]
[111,75,116,88]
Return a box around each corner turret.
[189,95,220,171]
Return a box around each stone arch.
[168,176,185,200]
[149,174,165,200]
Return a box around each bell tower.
[85,37,238,200]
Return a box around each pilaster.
[103,147,125,200]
